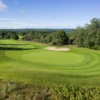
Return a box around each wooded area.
[0,18,100,49]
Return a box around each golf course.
[0,39,100,86]
[0,0,100,99]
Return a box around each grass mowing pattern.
[0,39,100,86]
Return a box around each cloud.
[0,17,76,29]
[0,21,36,29]
[0,0,7,11]
[0,23,73,29]
[0,18,21,21]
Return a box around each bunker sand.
[45,47,70,51]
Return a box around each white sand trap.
[45,47,70,51]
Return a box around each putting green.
[22,51,85,65]
[1,39,100,86]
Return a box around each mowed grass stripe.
[0,39,100,86]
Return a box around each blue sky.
[0,0,100,29]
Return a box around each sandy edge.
[45,47,70,51]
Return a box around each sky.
[0,0,100,29]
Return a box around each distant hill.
[0,28,75,33]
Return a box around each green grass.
[0,39,100,86]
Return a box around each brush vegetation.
[0,80,100,100]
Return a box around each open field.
[0,39,100,86]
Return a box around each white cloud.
[0,21,37,29]
[0,0,7,11]
[0,17,76,29]
[0,18,21,21]
[0,20,75,29]
[0,23,75,29]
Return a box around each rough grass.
[0,39,100,86]
[0,80,100,100]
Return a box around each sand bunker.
[45,47,70,51]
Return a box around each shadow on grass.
[0,44,28,46]
[0,46,37,51]
[0,43,37,50]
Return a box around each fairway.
[0,39,100,86]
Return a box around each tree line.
[0,30,69,45]
[22,30,69,45]
[0,18,100,49]
[68,18,100,49]
[0,30,19,40]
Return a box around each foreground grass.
[0,80,100,100]
[0,39,100,86]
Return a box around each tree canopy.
[68,18,100,49]
[0,30,19,40]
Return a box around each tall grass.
[0,80,100,100]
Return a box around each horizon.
[0,28,75,30]
[0,0,100,29]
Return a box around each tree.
[54,30,68,45]
[73,27,85,47]
[72,18,100,49]
[45,35,52,43]
[10,34,19,40]
[14,35,19,40]
[90,18,100,32]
